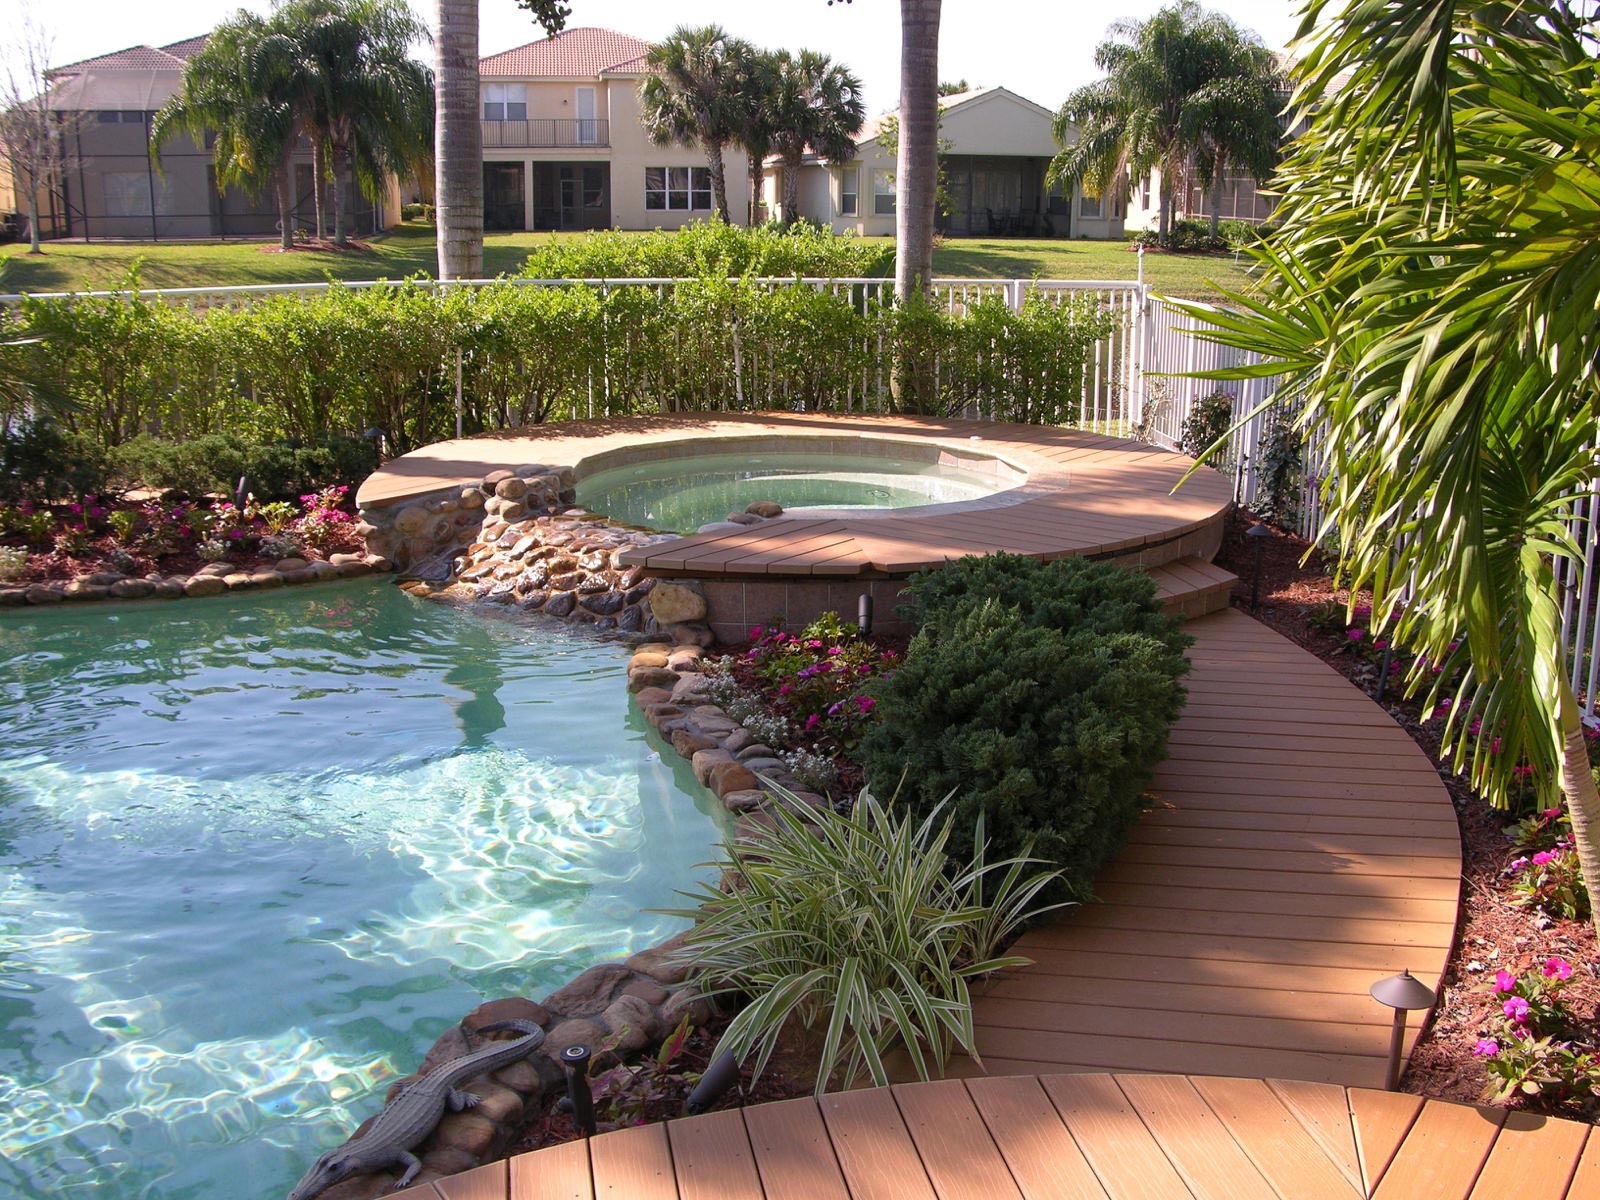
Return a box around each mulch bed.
[1215,511,1599,1120]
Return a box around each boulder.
[648,581,706,625]
[541,963,630,1017]
[464,997,550,1033]
[671,729,718,758]
[746,501,784,518]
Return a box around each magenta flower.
[1543,807,1564,820]
[1542,957,1573,982]
[746,647,761,659]
[1373,639,1388,651]
[855,695,876,714]
[804,714,820,733]
[1473,1038,1500,1057]
[750,626,764,639]
[1347,628,1365,642]
[1509,856,1530,871]
[1493,969,1517,994]
[1531,850,1557,866]
[1503,996,1531,1024]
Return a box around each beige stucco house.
[478,28,752,232]
[766,86,1125,240]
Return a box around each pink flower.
[1473,1038,1500,1057]
[746,647,761,659]
[804,714,820,733]
[1493,969,1517,995]
[855,695,876,714]
[1347,628,1365,642]
[1503,996,1531,1024]
[1542,957,1573,982]
[1532,850,1557,866]
[749,626,764,639]
[1509,856,1530,871]
[1543,807,1564,820]
[1373,639,1389,650]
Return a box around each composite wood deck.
[953,608,1463,1088]
[387,1074,1596,1200]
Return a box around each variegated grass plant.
[666,787,1066,1095]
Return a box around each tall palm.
[1173,0,1600,936]
[1050,1,1279,244]
[730,46,781,227]
[435,0,567,279]
[767,49,866,222]
[267,0,433,247]
[895,0,940,301]
[639,25,752,223]
[152,12,299,250]
[1179,56,1283,237]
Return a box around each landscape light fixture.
[1246,522,1273,612]
[858,593,874,637]
[556,1043,597,1136]
[1370,968,1437,1091]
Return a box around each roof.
[160,35,210,61]
[858,85,1055,143]
[49,44,190,75]
[481,27,651,78]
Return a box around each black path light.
[556,1043,597,1136]
[857,593,874,637]
[1246,522,1274,612]
[1370,969,1437,1091]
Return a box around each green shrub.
[1132,218,1229,252]
[519,220,893,280]
[671,787,1064,1094]
[111,433,374,500]
[111,433,250,497]
[861,556,1190,902]
[1179,388,1238,470]
[0,420,111,504]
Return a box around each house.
[478,28,753,232]
[13,39,399,242]
[765,86,1125,240]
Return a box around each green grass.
[0,222,1250,299]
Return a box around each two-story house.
[478,28,752,233]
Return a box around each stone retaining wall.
[0,553,391,607]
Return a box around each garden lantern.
[1246,522,1273,612]
[1370,968,1436,1091]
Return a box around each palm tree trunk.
[331,143,347,247]
[782,154,803,222]
[1556,681,1600,941]
[748,150,763,226]
[1158,181,1171,245]
[895,0,940,302]
[706,139,730,222]
[311,141,325,241]
[435,0,483,279]
[1210,180,1222,239]
[276,159,293,251]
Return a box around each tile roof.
[160,35,211,61]
[50,44,189,74]
[481,27,652,78]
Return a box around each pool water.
[576,450,1006,532]
[0,583,725,1200]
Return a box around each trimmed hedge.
[860,554,1191,904]
[518,219,894,279]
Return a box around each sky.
[7,0,1305,115]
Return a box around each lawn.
[0,222,1253,299]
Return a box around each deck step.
[1145,556,1237,621]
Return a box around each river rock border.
[0,553,392,607]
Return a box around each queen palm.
[767,50,866,222]
[639,25,753,223]
[1176,0,1600,935]
[151,12,299,250]
[1050,2,1280,245]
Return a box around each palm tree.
[267,0,433,247]
[152,13,300,251]
[730,46,781,227]
[1050,1,1280,245]
[1173,0,1600,936]
[1180,58,1283,238]
[639,25,752,223]
[767,50,866,222]
[895,0,940,302]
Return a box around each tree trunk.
[782,154,803,223]
[895,0,940,302]
[276,159,293,250]
[1556,681,1600,942]
[706,139,730,223]
[311,141,326,241]
[749,150,763,226]
[1158,181,1171,245]
[1209,181,1222,239]
[331,144,347,247]
[435,0,483,279]
[25,173,41,253]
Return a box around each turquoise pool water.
[0,583,725,1200]
[576,450,1006,532]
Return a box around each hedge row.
[3,280,1123,457]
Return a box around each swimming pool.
[575,448,1011,532]
[0,583,724,1199]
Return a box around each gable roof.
[481,27,651,78]
[859,85,1055,144]
[160,35,211,61]
[49,44,189,75]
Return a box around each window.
[576,86,597,144]
[482,83,526,121]
[645,166,713,211]
[872,168,895,216]
[837,168,857,216]
[95,110,146,124]
[1079,191,1103,218]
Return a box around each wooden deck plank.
[890,1078,1024,1200]
[742,1097,852,1200]
[1187,1076,1362,1200]
[1564,1127,1600,1199]
[1092,882,1459,923]
[587,1122,680,1200]
[436,1161,508,1200]
[1347,1089,1425,1194]
[667,1108,765,1200]
[818,1086,939,1200]
[1114,1074,1280,1200]
[1100,863,1459,903]
[1369,1099,1504,1200]
[1265,1080,1363,1193]
[962,1075,1112,1200]
[1468,1109,1593,1200]
[509,1137,593,1200]
[1038,1073,1200,1200]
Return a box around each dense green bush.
[861,555,1190,903]
[1132,218,1229,252]
[519,219,894,280]
[1179,388,1238,471]
[110,433,375,499]
[0,420,111,504]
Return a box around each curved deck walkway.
[389,1073,1597,1199]
[956,608,1462,1087]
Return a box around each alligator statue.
[288,1019,546,1200]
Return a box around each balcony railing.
[481,118,609,148]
